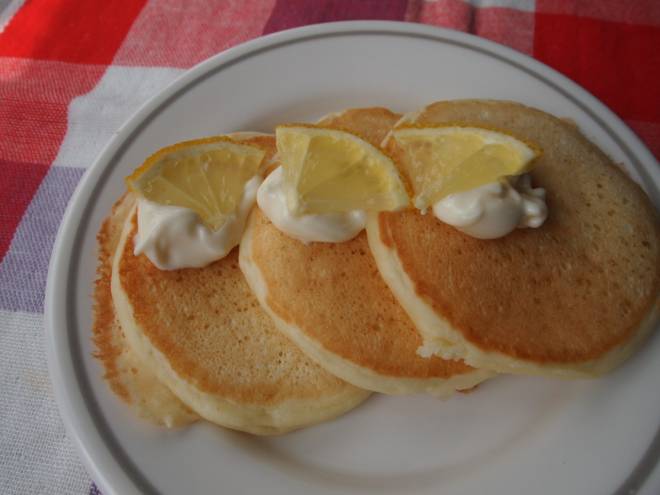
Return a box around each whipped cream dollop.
[432,174,548,239]
[257,166,367,243]
[134,176,262,269]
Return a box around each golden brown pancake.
[368,99,660,377]
[92,133,286,428]
[107,134,368,435]
[93,193,198,427]
[112,203,369,435]
[239,108,492,395]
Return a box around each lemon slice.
[389,125,541,210]
[126,137,266,230]
[276,125,409,215]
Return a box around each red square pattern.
[0,0,147,64]
[0,160,50,262]
[534,13,660,123]
[536,0,660,26]
[262,0,408,34]
[418,0,476,30]
[417,0,535,54]
[114,0,277,68]
[0,59,103,261]
[0,58,105,164]
[474,7,535,55]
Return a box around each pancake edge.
[93,193,199,428]
[111,205,370,435]
[366,214,660,378]
[239,209,494,395]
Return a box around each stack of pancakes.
[93,100,659,435]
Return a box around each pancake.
[239,108,493,395]
[112,202,369,434]
[93,193,198,427]
[110,134,369,435]
[368,99,660,377]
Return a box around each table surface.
[1,1,659,494]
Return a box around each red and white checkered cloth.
[1,0,658,493]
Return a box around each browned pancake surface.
[381,100,660,363]
[118,215,354,405]
[250,208,474,378]
[93,194,197,425]
[94,194,134,401]
[319,107,402,144]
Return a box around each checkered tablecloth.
[1,0,658,493]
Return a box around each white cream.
[134,176,262,269]
[257,166,366,243]
[432,174,547,239]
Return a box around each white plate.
[46,21,660,495]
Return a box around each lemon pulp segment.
[390,126,540,210]
[127,138,266,230]
[276,125,409,215]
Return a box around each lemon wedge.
[388,125,541,210]
[126,137,266,230]
[276,125,409,215]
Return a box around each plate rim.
[44,20,660,495]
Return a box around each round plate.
[45,21,660,495]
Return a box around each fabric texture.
[0,0,658,493]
